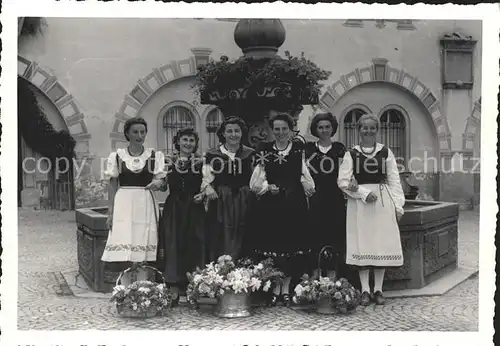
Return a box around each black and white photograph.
[1,2,498,346]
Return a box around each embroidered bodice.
[305,141,346,193]
[349,146,389,185]
[104,148,165,187]
[166,155,203,195]
[260,141,304,189]
[203,145,255,189]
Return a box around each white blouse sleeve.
[337,151,372,202]
[200,163,215,192]
[249,164,269,195]
[386,148,406,215]
[300,159,315,190]
[153,151,167,179]
[104,152,119,179]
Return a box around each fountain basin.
[384,200,459,290]
[75,200,458,293]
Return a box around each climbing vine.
[18,76,76,159]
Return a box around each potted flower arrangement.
[236,257,285,306]
[293,275,361,315]
[110,266,174,318]
[186,255,283,318]
[192,51,331,105]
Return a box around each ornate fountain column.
[197,19,329,148]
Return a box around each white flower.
[199,283,211,294]
[193,274,203,284]
[217,255,232,262]
[249,277,262,291]
[144,299,151,306]
[156,284,165,291]
[256,263,264,270]
[294,284,304,296]
[345,295,351,302]
[132,303,138,310]
[335,280,342,287]
[263,280,272,292]
[138,287,150,294]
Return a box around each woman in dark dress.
[202,117,256,261]
[249,113,315,306]
[304,112,348,279]
[157,128,206,304]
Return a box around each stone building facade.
[18,18,481,209]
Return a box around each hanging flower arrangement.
[18,76,76,159]
[192,51,331,104]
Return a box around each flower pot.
[213,291,252,318]
[315,297,338,315]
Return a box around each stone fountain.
[197,19,330,147]
[75,19,462,295]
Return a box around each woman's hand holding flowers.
[269,184,280,195]
[347,178,359,192]
[145,179,164,191]
[365,192,378,203]
[304,185,315,198]
[193,192,204,204]
[205,185,219,200]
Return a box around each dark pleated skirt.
[205,185,254,262]
[307,189,347,271]
[157,192,206,287]
[245,185,310,277]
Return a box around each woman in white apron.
[102,117,165,286]
[337,113,405,306]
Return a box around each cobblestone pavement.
[17,209,479,331]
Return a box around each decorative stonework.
[110,54,200,150]
[319,58,452,152]
[18,55,91,156]
[462,98,481,151]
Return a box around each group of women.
[101,111,405,308]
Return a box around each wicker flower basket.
[113,264,170,318]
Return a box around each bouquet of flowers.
[293,275,361,314]
[186,255,283,307]
[236,257,285,291]
[110,280,174,318]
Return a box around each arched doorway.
[18,77,75,210]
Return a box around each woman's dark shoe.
[267,293,279,307]
[373,291,385,305]
[170,293,180,307]
[281,294,292,307]
[360,291,371,306]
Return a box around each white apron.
[101,187,159,263]
[345,183,403,267]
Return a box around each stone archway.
[110,56,198,150]
[18,56,91,156]
[318,58,452,153]
[18,56,91,209]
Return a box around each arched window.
[206,108,224,149]
[343,108,367,148]
[163,106,195,153]
[379,108,406,166]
